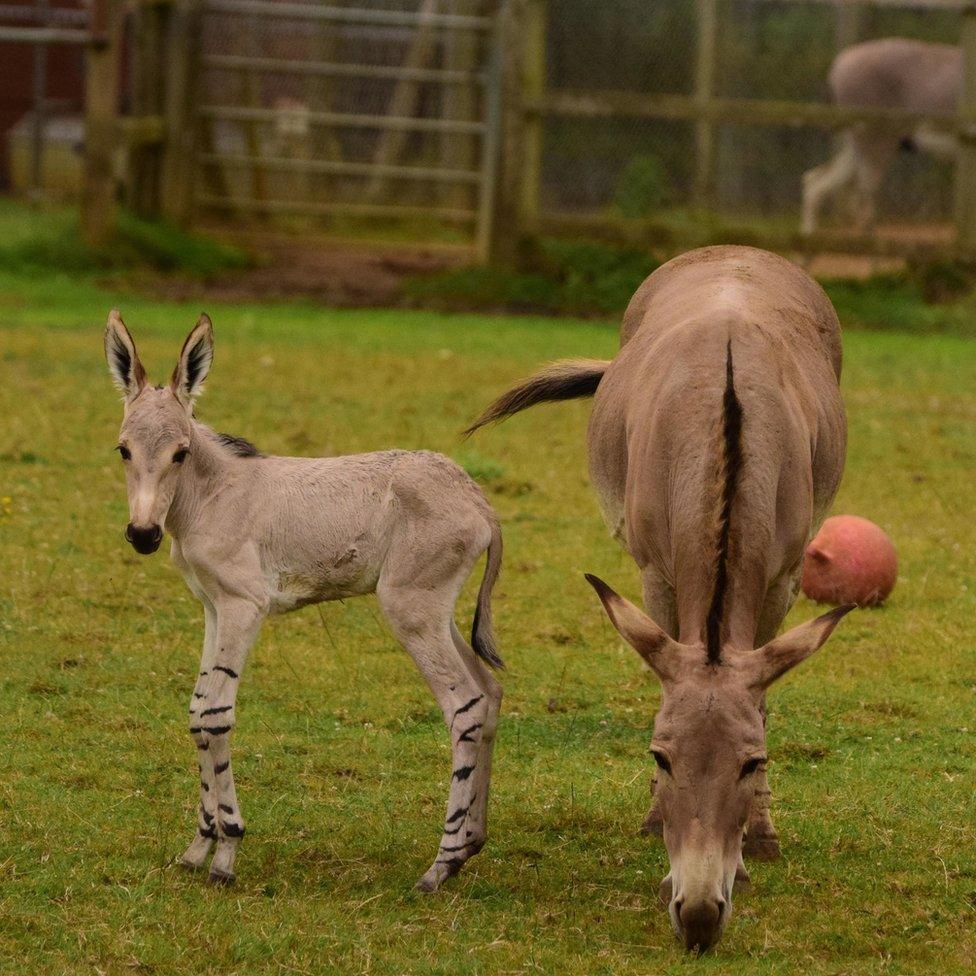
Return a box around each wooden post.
[161,0,199,224]
[82,0,122,246]
[518,0,545,233]
[693,0,717,207]
[487,0,527,266]
[440,0,479,211]
[365,0,439,200]
[835,0,864,52]
[956,3,976,255]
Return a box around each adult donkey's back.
[467,246,853,950]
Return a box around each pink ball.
[801,515,897,607]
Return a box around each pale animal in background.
[103,311,503,892]
[801,38,959,235]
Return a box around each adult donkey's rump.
[467,246,853,950]
[104,312,503,892]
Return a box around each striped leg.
[378,585,491,892]
[194,596,265,885]
[448,621,502,857]
[181,601,220,869]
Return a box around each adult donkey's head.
[104,310,214,554]
[585,574,851,952]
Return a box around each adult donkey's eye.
[739,757,766,780]
[172,448,189,464]
[117,445,131,461]
[651,750,672,776]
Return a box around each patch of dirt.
[151,235,467,307]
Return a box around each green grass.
[1,265,976,975]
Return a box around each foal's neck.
[166,422,237,539]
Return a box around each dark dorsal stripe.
[705,341,744,664]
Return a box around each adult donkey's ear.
[749,603,855,690]
[104,309,147,401]
[171,314,214,407]
[584,574,685,681]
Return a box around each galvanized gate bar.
[196,195,478,222]
[202,0,493,31]
[197,104,488,135]
[202,53,486,86]
[198,152,482,184]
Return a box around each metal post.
[956,3,976,255]
[693,0,718,207]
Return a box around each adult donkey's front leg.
[194,593,266,884]
[181,599,221,870]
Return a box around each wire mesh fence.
[537,0,966,252]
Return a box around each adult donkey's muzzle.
[125,522,163,554]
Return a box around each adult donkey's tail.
[472,518,504,670]
[463,359,610,436]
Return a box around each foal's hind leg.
[449,620,502,857]
[378,579,492,892]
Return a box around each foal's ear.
[171,314,214,407]
[749,604,855,690]
[104,309,147,400]
[584,574,683,681]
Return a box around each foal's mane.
[203,428,264,458]
[704,341,743,664]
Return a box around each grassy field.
[1,263,975,976]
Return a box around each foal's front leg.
[180,600,220,870]
[192,594,266,884]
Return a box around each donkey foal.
[104,311,503,890]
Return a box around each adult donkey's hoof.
[742,833,780,861]
[208,867,236,886]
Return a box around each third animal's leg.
[194,595,266,884]
[639,565,677,839]
[449,620,502,857]
[378,579,491,893]
[180,598,220,869]
[801,133,858,235]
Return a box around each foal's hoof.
[742,833,781,861]
[178,855,205,872]
[734,863,752,892]
[414,876,440,894]
[208,867,236,886]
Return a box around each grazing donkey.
[103,311,503,891]
[802,38,959,235]
[467,246,853,951]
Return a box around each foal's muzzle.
[125,522,163,554]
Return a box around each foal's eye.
[740,757,766,780]
[117,445,131,461]
[651,750,673,776]
[172,448,189,464]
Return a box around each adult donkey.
[103,311,503,891]
[802,38,959,235]
[467,246,853,950]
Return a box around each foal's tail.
[472,518,504,670]
[463,359,610,436]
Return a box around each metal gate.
[191,0,502,258]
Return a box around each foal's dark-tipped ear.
[584,574,683,681]
[104,309,146,400]
[171,313,214,407]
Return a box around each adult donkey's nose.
[677,897,725,952]
[125,522,163,555]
